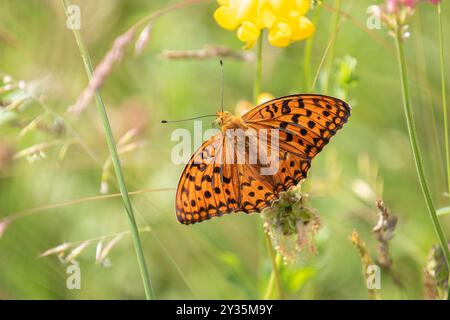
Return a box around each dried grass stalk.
[0,220,11,239]
[96,234,123,265]
[69,28,136,115]
[160,45,254,61]
[64,241,90,262]
[373,200,398,269]
[40,242,72,257]
[349,230,380,300]
[423,244,449,300]
[69,0,206,115]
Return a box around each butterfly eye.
[214,117,223,126]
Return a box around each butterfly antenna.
[220,59,224,113]
[161,114,216,123]
[163,61,225,124]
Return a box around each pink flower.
[379,0,441,40]
[385,0,441,13]
[386,0,416,13]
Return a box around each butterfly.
[175,94,351,225]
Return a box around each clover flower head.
[214,0,315,49]
[262,185,321,264]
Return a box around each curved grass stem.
[303,5,321,92]
[62,0,154,300]
[394,32,450,299]
[438,3,450,199]
[322,0,341,94]
[437,2,450,300]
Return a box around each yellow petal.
[291,16,315,41]
[270,0,298,20]
[214,6,240,30]
[217,0,230,5]
[237,21,260,49]
[234,99,253,116]
[268,22,292,47]
[257,92,275,105]
[236,0,259,24]
[295,0,310,16]
[256,0,276,28]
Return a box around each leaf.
[283,266,316,292]
[219,251,241,269]
[218,251,256,298]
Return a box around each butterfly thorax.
[215,111,247,131]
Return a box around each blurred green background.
[0,0,449,299]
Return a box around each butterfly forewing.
[176,135,240,224]
[242,94,351,159]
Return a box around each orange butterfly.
[176,94,351,225]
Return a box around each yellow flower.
[256,92,274,104]
[234,92,274,116]
[214,0,315,48]
[268,21,292,47]
[237,21,260,49]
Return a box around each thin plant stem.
[437,2,450,300]
[133,0,206,31]
[413,11,444,197]
[311,0,356,91]
[0,188,174,225]
[394,32,450,289]
[303,6,321,92]
[263,235,284,300]
[438,3,450,198]
[62,0,154,299]
[253,32,264,104]
[303,38,313,92]
[321,2,394,54]
[322,0,341,93]
[252,32,284,299]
